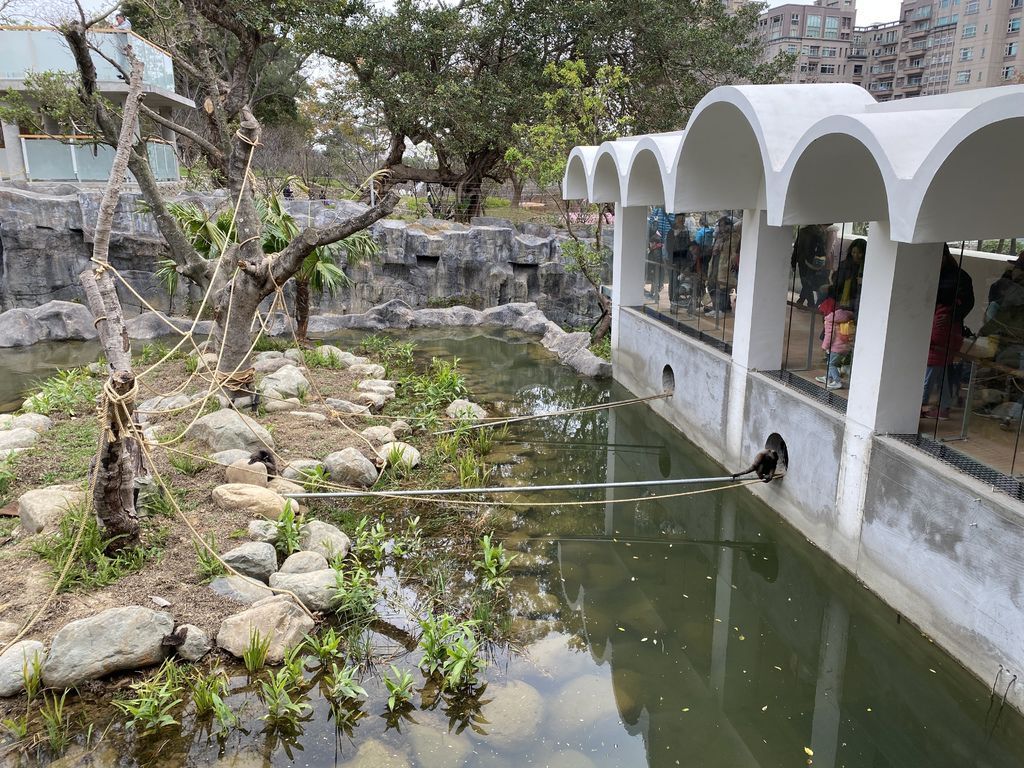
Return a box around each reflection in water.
[2,327,1023,766]
[0,338,102,412]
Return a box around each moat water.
[2,328,1023,767]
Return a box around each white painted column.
[846,222,942,434]
[611,204,648,355]
[726,209,794,463]
[810,597,850,768]
[731,208,795,371]
[834,222,942,565]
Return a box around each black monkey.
[732,449,779,483]
[248,448,279,479]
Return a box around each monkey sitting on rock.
[732,449,780,483]
[248,449,279,481]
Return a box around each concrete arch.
[907,92,1024,243]
[563,147,596,201]
[624,147,668,207]
[590,141,637,203]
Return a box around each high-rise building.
[758,0,1022,99]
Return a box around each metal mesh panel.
[888,433,1024,503]
[760,370,848,414]
[639,305,732,354]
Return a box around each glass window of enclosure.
[919,241,1024,479]
[641,207,742,350]
[779,223,867,403]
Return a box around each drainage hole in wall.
[662,364,675,394]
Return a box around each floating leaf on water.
[681,707,690,713]
[804,747,814,756]
[761,705,768,711]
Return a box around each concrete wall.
[859,436,1024,709]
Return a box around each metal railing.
[18,135,179,182]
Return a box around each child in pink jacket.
[816,305,855,389]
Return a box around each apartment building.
[756,0,859,84]
[760,0,1022,99]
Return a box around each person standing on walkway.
[791,224,827,308]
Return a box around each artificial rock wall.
[0,185,604,329]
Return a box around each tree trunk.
[1011,238,1018,257]
[590,291,612,344]
[295,278,311,344]
[510,174,524,209]
[212,268,265,402]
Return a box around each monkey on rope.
[731,449,780,483]
[248,448,279,480]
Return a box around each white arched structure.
[562,82,1024,716]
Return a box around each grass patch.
[0,453,18,506]
[590,335,611,361]
[24,369,102,416]
[31,502,166,592]
[358,335,415,377]
[253,336,291,353]
[29,419,100,486]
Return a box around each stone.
[11,413,52,433]
[280,550,329,574]
[284,348,304,363]
[216,598,314,664]
[347,739,412,768]
[175,624,212,661]
[390,420,412,438]
[360,425,396,445]
[264,396,301,412]
[282,458,322,480]
[209,575,274,604]
[0,621,20,644]
[248,518,279,543]
[325,397,370,415]
[268,569,337,612]
[18,485,85,534]
[298,519,352,560]
[254,351,284,362]
[291,410,328,423]
[136,394,194,422]
[354,391,388,411]
[225,458,268,487]
[348,363,386,379]
[0,640,45,697]
[0,301,97,348]
[357,379,397,396]
[188,409,275,453]
[324,447,379,487]
[42,606,173,688]
[546,674,621,736]
[212,484,290,519]
[407,720,473,768]
[535,751,596,768]
[268,477,305,496]
[445,399,487,422]
[377,441,421,469]
[211,449,251,467]
[0,428,40,451]
[259,364,310,401]
[470,680,544,750]
[150,596,171,608]
[221,542,278,582]
[253,357,294,374]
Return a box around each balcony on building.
[0,26,194,183]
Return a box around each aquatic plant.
[280,644,306,691]
[275,501,301,556]
[358,335,415,377]
[456,452,491,487]
[243,628,272,674]
[383,665,415,712]
[298,465,330,494]
[39,690,72,754]
[260,668,310,730]
[435,433,461,462]
[114,660,183,735]
[391,515,422,559]
[324,663,367,703]
[332,564,377,620]
[25,368,102,416]
[304,627,343,664]
[473,533,516,592]
[351,516,388,568]
[418,614,486,691]
[189,669,236,734]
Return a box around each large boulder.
[0,428,40,451]
[247,519,279,543]
[468,680,544,750]
[282,458,322,481]
[42,607,173,688]
[323,447,378,487]
[211,449,252,467]
[0,301,97,348]
[216,596,314,663]
[280,550,329,574]
[0,640,45,697]
[225,459,268,487]
[258,364,310,401]
[9,413,53,434]
[348,363,386,379]
[209,575,274,604]
[212,484,291,519]
[220,542,278,582]
[18,485,85,534]
[187,409,274,453]
[359,426,396,446]
[298,520,351,560]
[268,569,337,612]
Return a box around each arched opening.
[662,364,676,393]
[563,153,590,201]
[765,432,789,474]
[625,149,667,207]
[591,152,622,203]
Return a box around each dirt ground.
[0,351,433,659]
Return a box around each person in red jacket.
[922,303,964,419]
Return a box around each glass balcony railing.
[0,27,176,92]
[19,135,179,182]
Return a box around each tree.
[45,1,397,389]
[310,0,791,221]
[506,61,632,343]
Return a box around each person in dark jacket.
[791,224,827,308]
[923,246,974,419]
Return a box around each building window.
[963,23,977,36]
[810,45,821,55]
[1008,41,1020,55]
[955,69,972,82]
[1009,17,1021,32]
[853,63,863,74]
[960,46,974,59]
[939,15,949,24]
[792,13,801,23]
[1003,65,1017,77]
[821,63,837,73]
[1012,0,1023,9]
[807,13,822,36]
[823,46,838,56]
[966,0,979,12]
[825,15,840,38]
[787,44,798,53]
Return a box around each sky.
[766,0,903,25]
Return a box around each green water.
[2,328,1023,767]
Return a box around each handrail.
[0,25,174,59]
[19,134,174,144]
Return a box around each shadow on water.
[3,327,1024,766]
